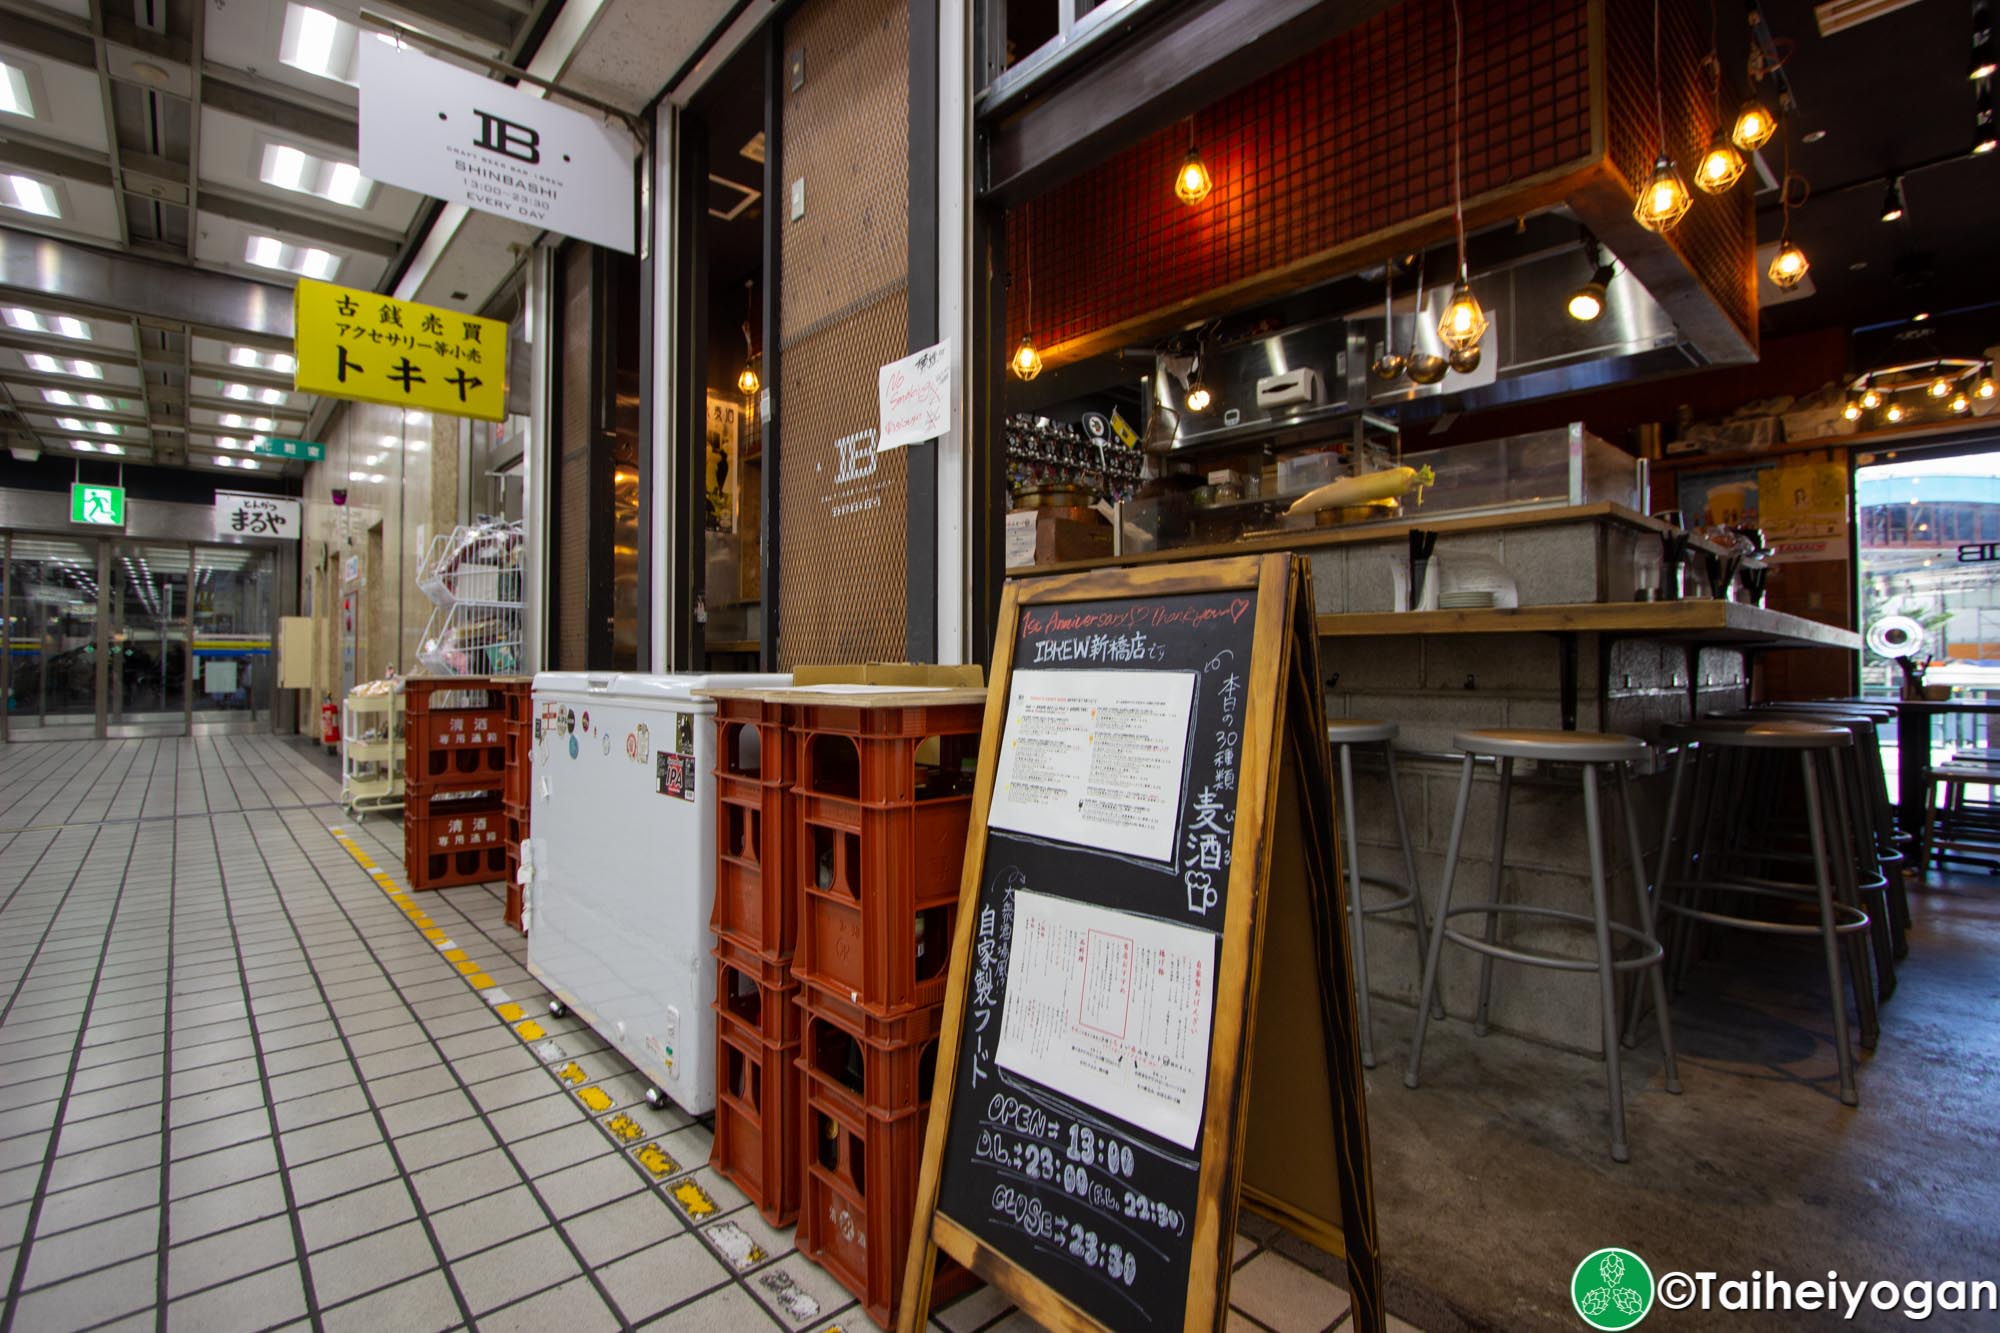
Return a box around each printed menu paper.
[994,889,1216,1149]
[987,669,1195,864]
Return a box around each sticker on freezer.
[994,889,1216,1149]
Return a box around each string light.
[1766,117,1810,290]
[736,281,760,397]
[1437,0,1487,356]
[1634,2,1693,232]
[1175,118,1213,205]
[1732,97,1776,151]
[1695,12,1746,194]
[1696,128,1747,193]
[1011,335,1043,381]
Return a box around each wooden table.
[1316,600,1861,729]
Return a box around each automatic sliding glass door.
[108,542,191,738]
[193,545,274,727]
[3,535,102,739]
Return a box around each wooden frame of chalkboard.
[898,553,1382,1333]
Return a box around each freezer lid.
[532,671,791,704]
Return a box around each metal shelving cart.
[340,687,405,818]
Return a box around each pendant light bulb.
[1977,365,1996,399]
[1176,148,1213,205]
[1732,97,1776,152]
[1880,176,1906,223]
[1842,400,1863,422]
[736,364,760,396]
[1633,156,1693,233]
[1567,284,1606,322]
[1885,403,1907,424]
[1929,366,1953,398]
[1767,235,1810,289]
[1185,374,1212,414]
[1695,128,1748,193]
[1010,334,1043,381]
[1437,280,1488,353]
[1860,379,1882,410]
[1952,393,1971,414]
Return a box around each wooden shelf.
[1315,600,1860,651]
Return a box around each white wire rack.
[416,521,525,676]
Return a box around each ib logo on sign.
[1571,1248,1654,1329]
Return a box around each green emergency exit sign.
[70,483,125,526]
[249,436,325,461]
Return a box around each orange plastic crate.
[791,792,967,1015]
[797,1067,931,1326]
[404,794,509,891]
[797,982,942,1116]
[714,934,802,1048]
[793,722,983,809]
[713,773,795,958]
[712,1016,801,1226]
[717,696,797,786]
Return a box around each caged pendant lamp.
[1436,0,1487,357]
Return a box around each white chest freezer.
[525,670,789,1115]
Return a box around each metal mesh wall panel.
[1604,0,1756,344]
[556,241,592,670]
[777,0,911,668]
[1006,0,1594,353]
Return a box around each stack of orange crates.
[497,677,532,932]
[788,697,984,1327]
[403,678,513,892]
[709,696,804,1225]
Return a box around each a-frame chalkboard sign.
[898,553,1382,1333]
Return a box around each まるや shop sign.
[294,280,506,422]
[213,492,301,540]
[357,41,636,254]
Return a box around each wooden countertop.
[1008,501,1669,578]
[1316,600,1860,650]
[694,685,990,708]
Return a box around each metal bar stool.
[1327,719,1441,1069]
[1648,719,1873,1107]
[1732,708,1902,990]
[1404,729,1680,1163]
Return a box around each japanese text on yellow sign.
[294,278,505,422]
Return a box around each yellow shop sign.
[294,278,505,422]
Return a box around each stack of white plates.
[1439,590,1497,609]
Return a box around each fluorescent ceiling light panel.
[0,60,33,118]
[279,4,348,81]
[258,142,376,209]
[26,353,103,378]
[244,234,341,281]
[217,437,242,450]
[6,307,93,339]
[231,346,297,374]
[57,417,118,435]
[2,173,60,218]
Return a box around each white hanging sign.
[877,339,952,451]
[214,492,301,541]
[358,41,636,254]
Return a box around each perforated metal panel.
[776,0,911,669]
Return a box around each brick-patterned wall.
[1005,0,1747,363]
[1007,0,1595,354]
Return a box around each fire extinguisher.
[321,694,341,748]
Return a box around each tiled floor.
[0,736,1392,1333]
